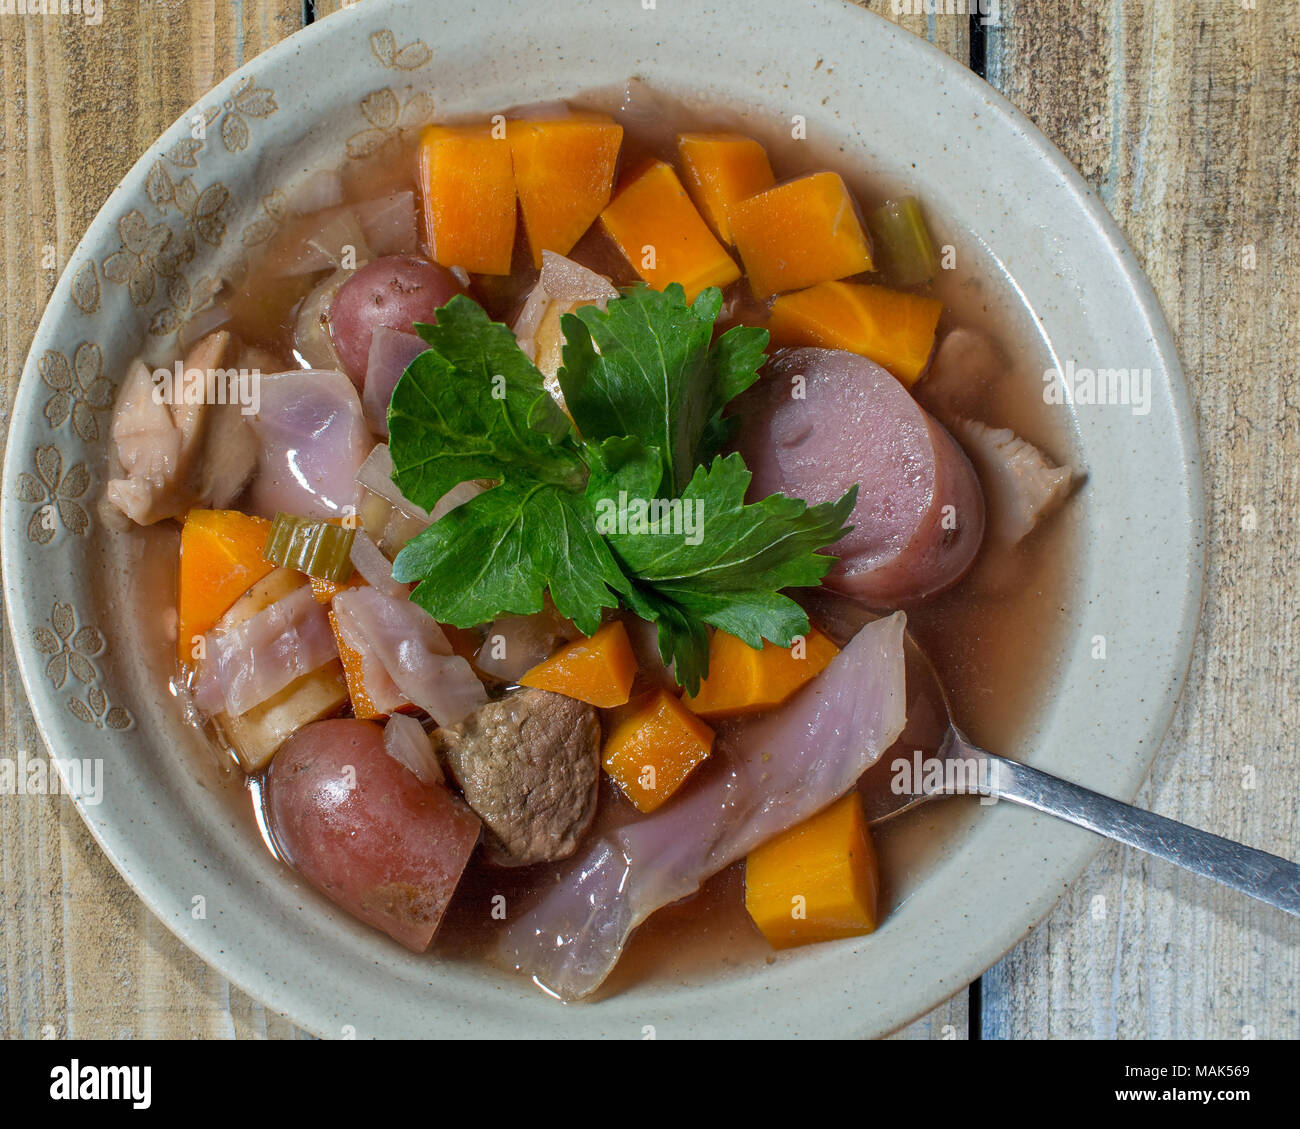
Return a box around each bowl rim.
[1,0,1206,1038]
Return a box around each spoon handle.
[968,744,1300,917]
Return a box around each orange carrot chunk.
[509,114,624,267]
[519,620,637,708]
[676,132,776,245]
[327,608,383,720]
[176,509,275,664]
[729,171,874,298]
[416,122,517,275]
[599,160,740,301]
[745,791,880,950]
[768,280,943,387]
[602,689,715,813]
[684,627,840,720]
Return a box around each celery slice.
[263,514,356,582]
[868,197,938,287]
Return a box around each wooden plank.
[310,0,353,18]
[0,0,306,1041]
[981,0,1300,1038]
[314,0,973,60]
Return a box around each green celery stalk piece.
[868,197,939,287]
[263,514,356,583]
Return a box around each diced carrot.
[684,627,840,720]
[518,620,637,708]
[176,510,275,665]
[676,132,776,245]
[327,608,382,720]
[599,159,740,301]
[602,689,715,813]
[744,791,880,950]
[416,122,517,275]
[599,688,658,733]
[729,171,874,298]
[768,280,943,387]
[509,113,623,267]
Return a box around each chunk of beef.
[435,688,600,867]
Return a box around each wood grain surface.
[980,0,1300,1039]
[0,0,1295,1040]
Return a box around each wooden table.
[2,0,1296,1039]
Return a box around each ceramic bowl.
[1,0,1203,1037]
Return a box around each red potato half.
[737,347,985,606]
[329,255,463,387]
[266,718,481,951]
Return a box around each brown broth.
[212,85,1082,990]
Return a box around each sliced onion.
[330,597,407,715]
[277,211,369,278]
[246,370,370,522]
[195,586,338,716]
[178,303,232,351]
[512,277,552,360]
[354,192,418,257]
[356,442,432,522]
[356,443,490,540]
[539,250,619,307]
[382,713,443,785]
[279,194,415,278]
[362,327,426,437]
[358,490,393,545]
[474,605,581,681]
[304,206,373,273]
[613,78,676,133]
[515,253,618,361]
[290,168,345,215]
[381,504,431,554]
[293,269,350,370]
[349,529,408,598]
[331,587,488,726]
[429,478,487,522]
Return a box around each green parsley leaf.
[389,296,581,506]
[584,434,664,509]
[698,317,771,466]
[390,480,626,636]
[386,285,855,691]
[388,297,626,634]
[558,283,768,495]
[593,451,857,693]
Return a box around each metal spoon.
[805,592,1300,918]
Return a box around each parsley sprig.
[388,284,854,694]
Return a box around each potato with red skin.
[328,255,463,387]
[266,718,480,951]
